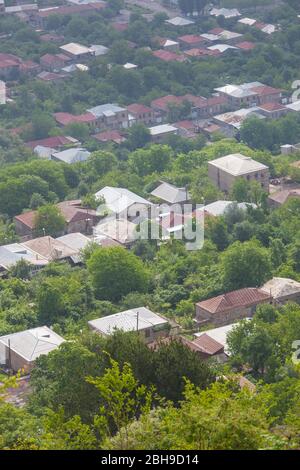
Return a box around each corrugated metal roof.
[88,307,168,335]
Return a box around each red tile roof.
[252,85,282,96]
[152,50,185,62]
[178,34,205,44]
[258,102,286,111]
[127,103,153,115]
[54,112,96,126]
[26,135,76,150]
[151,95,183,111]
[93,130,126,144]
[196,288,271,314]
[236,41,256,51]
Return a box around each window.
[144,329,151,338]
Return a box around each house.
[59,43,94,61]
[193,322,246,362]
[22,235,82,264]
[208,153,270,193]
[95,186,152,221]
[178,35,206,50]
[268,188,300,208]
[215,82,283,109]
[14,200,99,239]
[56,232,92,253]
[127,103,155,126]
[256,102,289,119]
[208,28,243,45]
[261,277,300,305]
[181,334,226,362]
[54,111,97,129]
[149,124,178,143]
[89,45,109,56]
[88,307,176,344]
[151,181,190,205]
[87,103,129,131]
[155,38,179,52]
[165,17,195,27]
[202,200,256,217]
[0,327,65,373]
[37,71,67,83]
[195,288,271,326]
[207,44,238,54]
[209,8,241,19]
[93,130,126,145]
[26,135,79,152]
[40,53,72,72]
[93,218,138,246]
[213,107,265,137]
[152,49,186,63]
[0,245,48,277]
[51,147,91,164]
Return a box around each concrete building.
[149,124,178,143]
[208,153,270,193]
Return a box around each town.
[0,0,300,453]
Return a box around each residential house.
[208,153,270,193]
[40,53,72,72]
[193,322,246,362]
[35,3,107,29]
[93,218,138,247]
[51,147,91,164]
[209,8,241,19]
[149,124,178,143]
[0,244,48,277]
[150,181,190,205]
[88,307,177,344]
[26,135,79,152]
[208,28,243,45]
[59,43,94,62]
[261,277,300,305]
[127,103,155,126]
[202,200,256,217]
[152,49,186,63]
[94,186,152,221]
[256,102,289,119]
[22,236,79,263]
[195,288,271,326]
[268,188,300,208]
[213,107,265,137]
[87,103,129,131]
[0,326,65,373]
[215,82,283,109]
[54,111,97,130]
[93,130,126,145]
[165,17,195,27]
[14,200,99,240]
[178,34,206,50]
[154,38,179,52]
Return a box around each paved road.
[125,0,179,19]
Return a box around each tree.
[152,339,214,403]
[221,240,272,290]
[87,247,150,301]
[128,145,173,176]
[87,358,153,448]
[127,124,151,151]
[34,204,65,237]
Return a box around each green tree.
[87,247,150,301]
[221,240,272,290]
[34,204,65,237]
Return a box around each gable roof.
[151,181,190,204]
[23,236,78,261]
[196,288,271,314]
[52,147,91,164]
[192,333,224,355]
[95,186,151,214]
